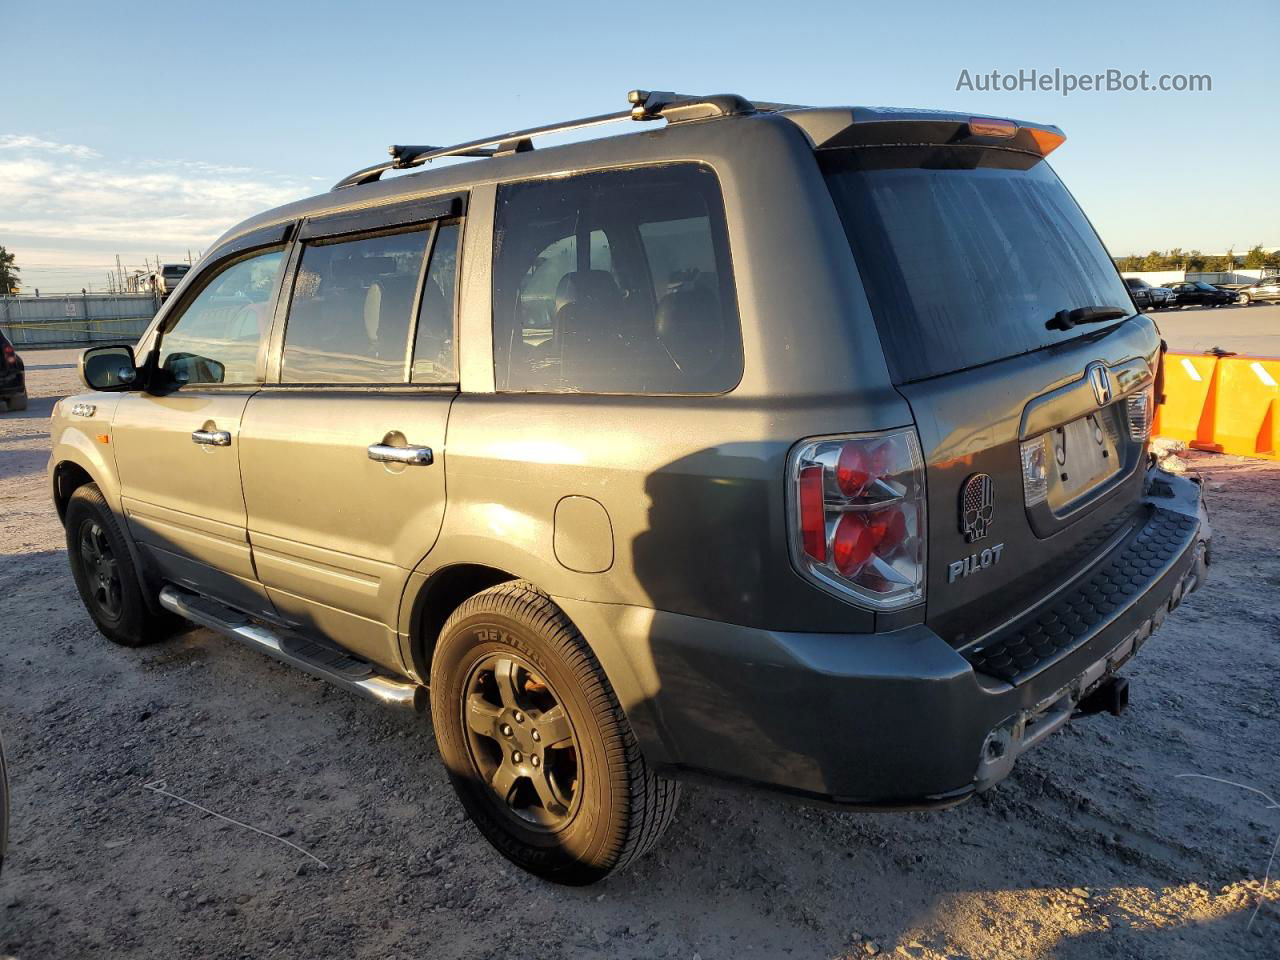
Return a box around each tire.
[65,484,177,647]
[1238,294,1251,305]
[2,392,26,412]
[430,581,680,885]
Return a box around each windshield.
[1194,282,1216,291]
[821,146,1133,383]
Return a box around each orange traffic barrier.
[1154,353,1279,461]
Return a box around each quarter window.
[160,248,284,386]
[412,222,460,383]
[492,164,742,394]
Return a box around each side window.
[160,248,284,386]
[412,222,460,383]
[492,164,742,394]
[281,229,428,384]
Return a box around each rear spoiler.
[778,106,1065,158]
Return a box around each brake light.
[789,429,926,610]
[1126,383,1155,442]
[2,344,15,366]
[969,117,1017,139]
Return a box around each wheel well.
[412,564,516,677]
[53,461,94,521]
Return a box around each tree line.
[1114,244,1280,273]
[0,246,18,295]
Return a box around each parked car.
[0,330,27,412]
[1124,277,1153,310]
[1166,281,1236,307]
[1149,286,1175,309]
[50,91,1210,885]
[1235,277,1280,304]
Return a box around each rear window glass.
[492,164,742,394]
[822,147,1133,383]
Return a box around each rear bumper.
[559,468,1208,808]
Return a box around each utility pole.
[187,249,193,265]
[115,255,125,294]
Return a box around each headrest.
[554,270,622,316]
[363,274,417,342]
[655,287,722,373]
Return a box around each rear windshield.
[821,147,1133,383]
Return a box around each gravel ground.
[1,351,1278,960]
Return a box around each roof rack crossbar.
[332,89,757,190]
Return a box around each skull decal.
[960,473,995,542]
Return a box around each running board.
[158,586,425,712]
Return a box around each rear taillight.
[1019,436,1050,507]
[1126,384,1154,442]
[788,429,926,610]
[2,344,15,366]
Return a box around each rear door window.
[492,164,742,394]
[282,229,429,384]
[822,147,1134,383]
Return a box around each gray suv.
[50,91,1210,884]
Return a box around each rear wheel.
[65,484,177,646]
[430,581,679,884]
[1238,293,1251,305]
[4,392,26,412]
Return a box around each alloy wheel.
[460,652,580,830]
[79,520,122,619]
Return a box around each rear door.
[822,141,1158,645]
[239,197,463,671]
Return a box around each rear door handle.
[192,429,232,446]
[368,443,434,466]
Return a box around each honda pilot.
[49,90,1210,884]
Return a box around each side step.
[159,586,426,712]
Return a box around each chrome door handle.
[367,443,434,466]
[192,429,232,447]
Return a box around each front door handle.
[192,429,232,447]
[368,443,434,466]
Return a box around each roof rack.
[332,89,757,190]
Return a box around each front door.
[112,245,287,617]
[239,207,463,672]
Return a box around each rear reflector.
[969,117,1017,139]
[1026,127,1066,156]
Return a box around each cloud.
[0,133,314,291]
[0,133,100,160]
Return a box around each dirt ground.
[0,350,1277,960]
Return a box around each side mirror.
[80,345,139,392]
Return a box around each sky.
[2,0,1275,293]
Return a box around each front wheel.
[430,581,680,884]
[1237,293,1251,305]
[65,484,178,646]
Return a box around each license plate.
[1052,413,1120,503]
